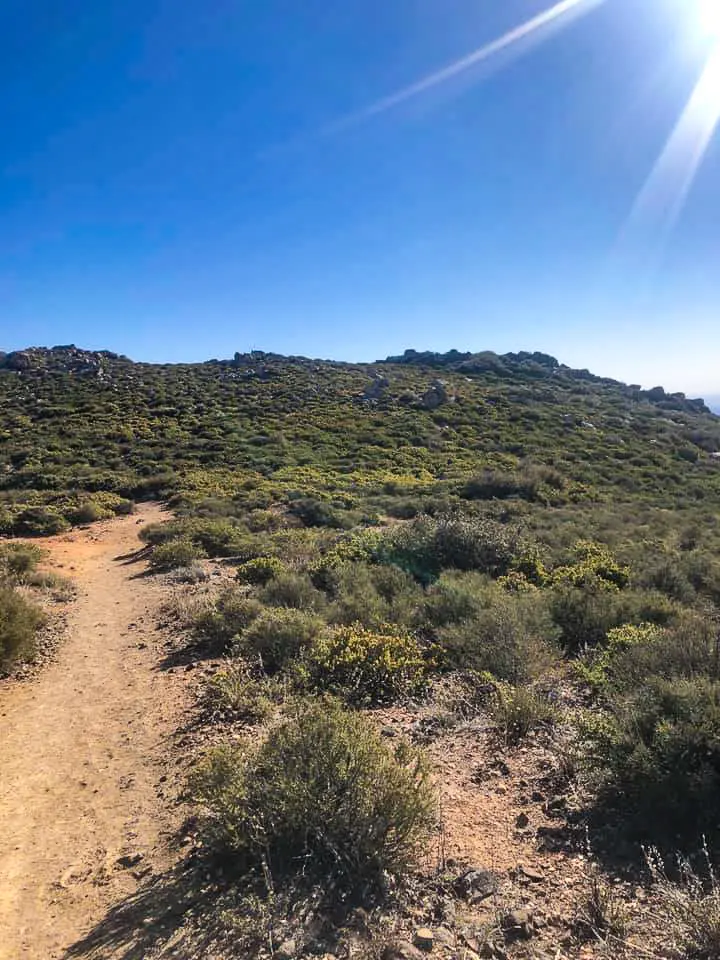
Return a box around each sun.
[698,0,720,39]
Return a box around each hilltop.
[1,343,719,536]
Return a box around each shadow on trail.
[63,859,231,960]
[114,546,153,566]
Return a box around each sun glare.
[698,0,720,39]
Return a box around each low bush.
[149,538,208,571]
[0,543,43,581]
[584,678,720,845]
[192,590,264,650]
[259,571,326,612]
[13,507,70,537]
[645,845,720,959]
[235,556,285,586]
[489,683,558,745]
[309,624,428,703]
[235,608,324,673]
[438,591,559,683]
[189,698,435,891]
[376,515,528,583]
[203,664,276,723]
[0,585,45,672]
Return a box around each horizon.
[4,340,720,410]
[2,0,719,394]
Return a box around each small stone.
[515,812,530,829]
[383,940,425,960]
[520,865,544,882]
[116,852,143,869]
[414,928,435,951]
[531,790,545,803]
[501,909,534,942]
[275,939,297,959]
[454,867,499,901]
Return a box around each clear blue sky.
[2,0,719,393]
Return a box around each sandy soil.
[0,505,190,960]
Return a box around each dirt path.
[0,505,190,960]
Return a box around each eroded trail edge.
[0,506,189,960]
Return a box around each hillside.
[2,344,720,537]
[5,345,720,959]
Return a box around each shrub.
[420,571,488,629]
[259,572,326,612]
[189,699,435,890]
[550,580,626,653]
[236,556,285,586]
[376,514,527,583]
[489,683,558,745]
[288,497,353,529]
[551,540,630,590]
[235,608,324,673]
[438,592,559,683]
[193,590,264,649]
[0,585,45,671]
[204,664,276,722]
[68,501,111,524]
[645,845,720,959]
[309,624,428,703]
[14,507,70,537]
[0,543,43,581]
[584,678,720,845]
[149,538,208,571]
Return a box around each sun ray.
[625,42,720,242]
[327,0,606,132]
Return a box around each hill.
[6,343,720,957]
[1,344,720,535]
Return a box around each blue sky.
[1,0,719,393]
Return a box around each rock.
[383,940,426,960]
[421,380,450,410]
[275,939,298,959]
[515,812,530,829]
[454,867,499,901]
[530,790,545,803]
[363,375,390,401]
[413,928,435,951]
[501,909,534,942]
[116,852,144,869]
[519,865,544,882]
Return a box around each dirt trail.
[0,505,190,960]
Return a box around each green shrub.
[204,664,276,722]
[68,501,112,524]
[14,507,70,537]
[149,538,207,571]
[193,590,264,649]
[420,571,489,629]
[288,497,351,529]
[584,678,720,845]
[551,540,630,590]
[0,543,43,581]
[235,608,324,672]
[259,571,326,612]
[189,698,435,890]
[438,592,559,683]
[236,556,285,586]
[490,683,558,745]
[550,580,626,653]
[309,624,428,703]
[0,585,45,671]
